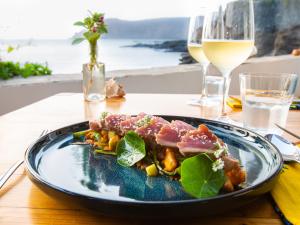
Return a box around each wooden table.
[1,93,299,225]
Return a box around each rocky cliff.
[255,0,300,56]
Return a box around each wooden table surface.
[1,93,299,225]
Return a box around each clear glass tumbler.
[239,73,299,134]
[205,76,224,101]
[199,76,224,119]
[82,62,106,102]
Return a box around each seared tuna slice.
[135,116,169,140]
[89,120,102,131]
[177,124,218,155]
[120,113,147,133]
[104,114,129,135]
[156,120,195,147]
[89,112,110,131]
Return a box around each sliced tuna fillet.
[89,120,102,131]
[104,114,129,134]
[177,124,218,155]
[156,120,195,147]
[135,116,169,140]
[120,113,147,133]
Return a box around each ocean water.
[0,39,182,74]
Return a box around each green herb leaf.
[7,46,15,53]
[116,131,146,167]
[181,154,226,198]
[72,37,85,45]
[83,31,100,42]
[73,21,86,27]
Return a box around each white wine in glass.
[188,43,210,67]
[187,15,210,106]
[202,0,255,119]
[202,40,254,75]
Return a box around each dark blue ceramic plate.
[25,116,283,218]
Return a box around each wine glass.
[187,15,210,106]
[202,0,255,120]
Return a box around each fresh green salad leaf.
[116,131,146,167]
[181,154,226,198]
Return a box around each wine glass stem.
[200,64,208,98]
[221,73,231,117]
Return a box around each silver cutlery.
[265,134,300,163]
[275,124,300,140]
[0,129,49,190]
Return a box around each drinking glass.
[240,73,299,134]
[202,0,255,119]
[205,76,224,100]
[187,15,210,106]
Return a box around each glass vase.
[82,62,106,102]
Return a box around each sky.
[0,0,209,39]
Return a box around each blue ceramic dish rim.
[24,116,283,205]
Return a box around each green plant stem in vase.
[73,11,108,102]
[89,41,97,66]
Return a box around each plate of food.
[25,113,282,218]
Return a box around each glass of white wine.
[187,15,210,106]
[202,0,255,119]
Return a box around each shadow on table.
[27,183,277,225]
[0,168,25,197]
[84,97,126,121]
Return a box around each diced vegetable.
[108,131,116,139]
[146,164,158,177]
[94,149,117,155]
[100,135,108,143]
[101,130,108,136]
[108,135,120,151]
[163,148,178,172]
[94,132,100,141]
[73,129,91,139]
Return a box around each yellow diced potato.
[108,135,120,151]
[163,148,178,172]
[108,131,116,139]
[146,164,158,177]
[101,130,108,136]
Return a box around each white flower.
[212,158,225,172]
[214,141,229,159]
[214,148,224,158]
[136,115,152,127]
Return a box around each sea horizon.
[0,38,183,74]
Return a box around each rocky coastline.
[123,40,187,53]
[124,40,195,64]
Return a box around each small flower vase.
[82,62,106,102]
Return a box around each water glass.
[239,73,299,134]
[198,76,224,119]
[205,76,223,100]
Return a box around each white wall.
[1,55,300,115]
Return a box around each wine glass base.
[214,115,242,127]
[187,97,221,107]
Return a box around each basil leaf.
[181,154,226,198]
[116,131,146,167]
